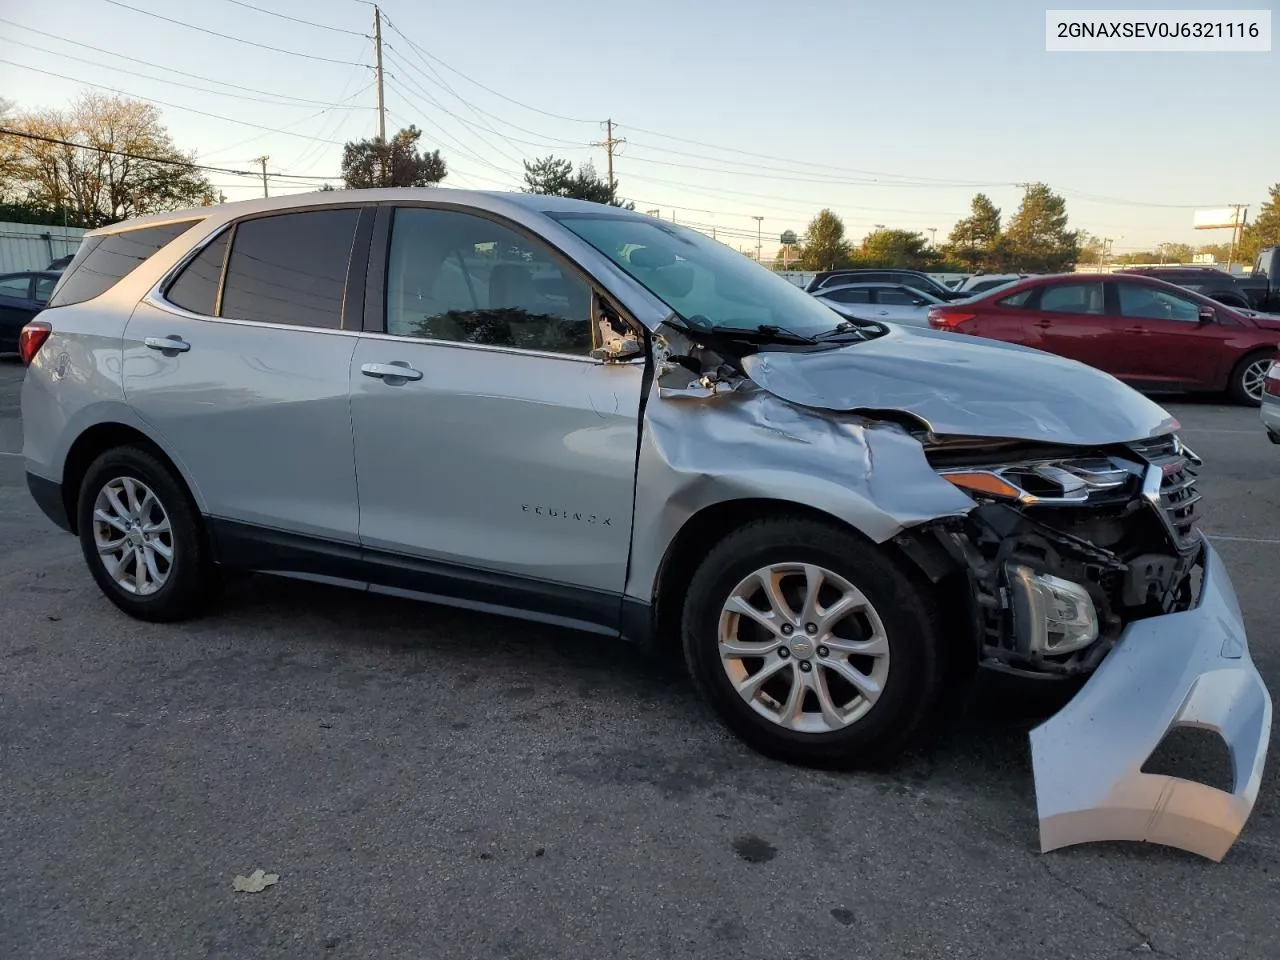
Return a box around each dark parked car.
[927,272,1280,405]
[0,270,60,353]
[805,269,968,301]
[1117,266,1255,310]
[1241,247,1280,312]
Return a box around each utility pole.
[255,156,269,197]
[372,4,388,187]
[927,227,937,247]
[591,119,625,190]
[753,216,764,262]
[1227,205,1247,271]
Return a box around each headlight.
[940,458,1132,505]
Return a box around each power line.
[0,58,355,146]
[0,17,369,108]
[0,127,341,181]
[102,0,364,65]
[376,15,594,124]
[217,0,367,36]
[4,37,371,110]
[382,76,522,183]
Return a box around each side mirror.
[911,298,926,306]
[592,327,643,362]
[1198,306,1216,322]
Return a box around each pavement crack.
[1036,858,1178,959]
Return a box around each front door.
[349,206,642,613]
[122,207,366,543]
[1107,280,1236,388]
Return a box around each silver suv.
[18,190,1271,859]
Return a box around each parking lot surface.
[1,355,1276,960]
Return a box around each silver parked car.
[18,190,1271,860]
[811,281,944,327]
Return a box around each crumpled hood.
[740,324,1179,446]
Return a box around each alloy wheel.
[91,476,174,596]
[717,562,891,734]
[1243,358,1272,402]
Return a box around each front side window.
[219,209,359,329]
[385,207,595,355]
[1038,282,1104,314]
[1116,282,1200,322]
[876,286,932,305]
[47,220,200,308]
[0,275,30,298]
[556,213,846,337]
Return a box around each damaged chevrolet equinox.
[19,191,1272,859]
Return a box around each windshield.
[554,213,845,336]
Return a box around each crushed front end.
[902,432,1271,860]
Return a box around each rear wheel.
[76,446,217,622]
[1227,351,1272,406]
[681,517,948,768]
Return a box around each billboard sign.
[1194,207,1245,230]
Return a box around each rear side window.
[998,288,1034,307]
[825,288,871,304]
[46,220,200,308]
[165,231,230,316]
[219,209,359,329]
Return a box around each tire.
[76,445,217,622]
[1227,351,1273,407]
[681,516,948,769]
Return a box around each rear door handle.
[144,335,191,352]
[361,361,423,382]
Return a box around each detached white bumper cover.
[1030,544,1272,861]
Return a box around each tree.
[944,193,1002,271]
[1239,184,1280,265]
[0,92,211,227]
[521,155,632,208]
[1003,183,1079,272]
[341,125,446,189]
[799,209,850,270]
[856,228,937,269]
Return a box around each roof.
[84,188,645,237]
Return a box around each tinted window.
[1116,283,1199,322]
[220,210,359,329]
[0,275,30,298]
[386,207,594,355]
[33,275,57,303]
[876,287,924,305]
[1038,282,1104,314]
[165,231,230,316]
[824,288,872,304]
[46,220,199,308]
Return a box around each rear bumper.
[26,471,72,533]
[1260,395,1280,442]
[1030,543,1271,861]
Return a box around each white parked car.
[956,273,1032,295]
[811,282,943,327]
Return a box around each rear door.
[869,284,929,324]
[1023,280,1118,372]
[123,206,369,544]
[1107,280,1236,388]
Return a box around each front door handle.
[361,361,423,382]
[144,335,191,353]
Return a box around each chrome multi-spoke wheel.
[718,562,891,733]
[1241,357,1271,403]
[92,476,174,595]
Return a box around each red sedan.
[927,273,1280,405]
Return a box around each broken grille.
[1129,435,1202,549]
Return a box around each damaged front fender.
[1030,544,1272,861]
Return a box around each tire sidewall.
[1230,352,1271,407]
[683,522,937,762]
[76,447,207,619]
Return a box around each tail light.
[18,320,52,366]
[928,309,977,331]
[1264,359,1280,397]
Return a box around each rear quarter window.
[47,220,201,308]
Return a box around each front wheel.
[681,517,948,769]
[1227,351,1273,407]
[76,445,217,622]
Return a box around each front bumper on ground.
[1030,543,1271,861]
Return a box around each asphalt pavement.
[1,355,1277,960]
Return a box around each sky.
[0,0,1276,255]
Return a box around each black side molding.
[208,518,651,642]
[26,471,73,533]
